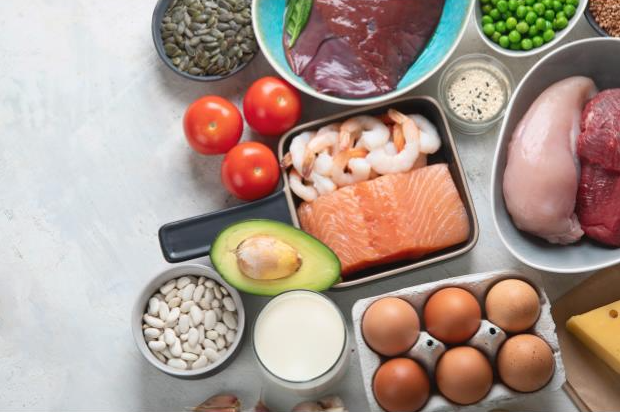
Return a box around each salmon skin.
[298,164,470,277]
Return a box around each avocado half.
[210,219,341,296]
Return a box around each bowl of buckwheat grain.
[153,0,258,81]
[585,0,620,38]
[132,264,245,378]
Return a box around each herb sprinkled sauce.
[447,69,505,122]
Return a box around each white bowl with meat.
[491,37,620,273]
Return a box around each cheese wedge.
[566,300,620,374]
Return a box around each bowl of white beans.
[132,263,245,378]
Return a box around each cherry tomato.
[243,76,302,137]
[183,96,243,155]
[221,142,280,201]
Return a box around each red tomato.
[221,142,280,201]
[243,76,302,137]
[183,96,243,155]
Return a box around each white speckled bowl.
[491,38,620,273]
[131,264,245,379]
[474,0,587,58]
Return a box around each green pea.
[533,2,546,15]
[525,11,538,24]
[482,4,494,14]
[554,15,568,29]
[492,31,503,43]
[483,23,496,36]
[544,9,555,20]
[532,35,544,47]
[542,0,553,8]
[509,29,522,43]
[566,0,578,5]
[556,11,566,20]
[506,16,518,29]
[510,42,522,50]
[564,4,576,18]
[490,8,502,20]
[545,20,553,30]
[498,0,509,12]
[521,38,534,50]
[526,0,536,5]
[552,0,563,11]
[509,0,520,10]
[499,35,511,47]
[516,5,528,17]
[516,21,530,33]
[482,15,494,25]
[481,0,491,3]
[491,0,500,5]
[536,17,547,30]
[528,25,539,36]
[502,11,513,19]
[496,20,508,33]
[543,28,555,42]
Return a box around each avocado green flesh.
[210,219,341,296]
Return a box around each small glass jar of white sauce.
[438,53,514,135]
[252,290,350,410]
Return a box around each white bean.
[160,280,176,295]
[188,327,199,347]
[173,325,181,335]
[162,348,173,359]
[148,298,160,316]
[214,287,223,300]
[180,300,194,313]
[148,340,166,352]
[179,314,190,334]
[176,276,191,289]
[205,279,215,288]
[171,338,183,357]
[144,314,164,329]
[181,352,198,361]
[166,307,180,324]
[203,310,216,330]
[165,289,178,302]
[216,336,226,350]
[222,297,236,312]
[211,299,221,309]
[203,338,217,351]
[213,308,223,321]
[158,301,170,320]
[155,352,167,363]
[190,305,204,325]
[206,330,219,341]
[181,283,196,302]
[164,328,176,346]
[225,330,236,345]
[220,286,229,296]
[198,276,206,285]
[168,297,182,308]
[193,285,205,302]
[198,298,211,310]
[167,358,187,370]
[204,347,220,362]
[144,328,161,340]
[153,293,165,301]
[214,322,228,335]
[180,333,188,342]
[192,355,208,369]
[222,311,237,330]
[183,342,203,355]
[204,288,215,304]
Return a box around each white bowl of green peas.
[474,0,586,57]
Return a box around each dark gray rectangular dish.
[159,96,479,288]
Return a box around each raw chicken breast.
[503,76,598,244]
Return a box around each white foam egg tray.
[351,269,565,412]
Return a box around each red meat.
[577,89,620,246]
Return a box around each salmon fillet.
[297,164,470,277]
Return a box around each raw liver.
[285,0,445,98]
[577,89,620,246]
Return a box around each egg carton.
[351,269,565,412]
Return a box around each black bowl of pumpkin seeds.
[153,0,258,81]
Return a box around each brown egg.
[436,346,493,405]
[362,297,420,356]
[373,358,430,412]
[497,334,555,392]
[424,287,481,343]
[486,279,541,333]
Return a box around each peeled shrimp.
[311,172,337,195]
[331,148,371,187]
[283,131,314,175]
[367,110,421,175]
[302,129,339,177]
[340,116,390,151]
[314,152,334,176]
[289,169,317,202]
[408,114,441,154]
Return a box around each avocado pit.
[235,235,302,280]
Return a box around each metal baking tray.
[159,96,479,288]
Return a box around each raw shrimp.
[331,148,372,187]
[311,172,337,195]
[282,131,314,175]
[367,110,421,175]
[302,129,339,177]
[289,169,317,202]
[340,116,390,151]
[408,114,441,154]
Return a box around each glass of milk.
[252,290,350,410]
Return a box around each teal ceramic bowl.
[252,0,474,106]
